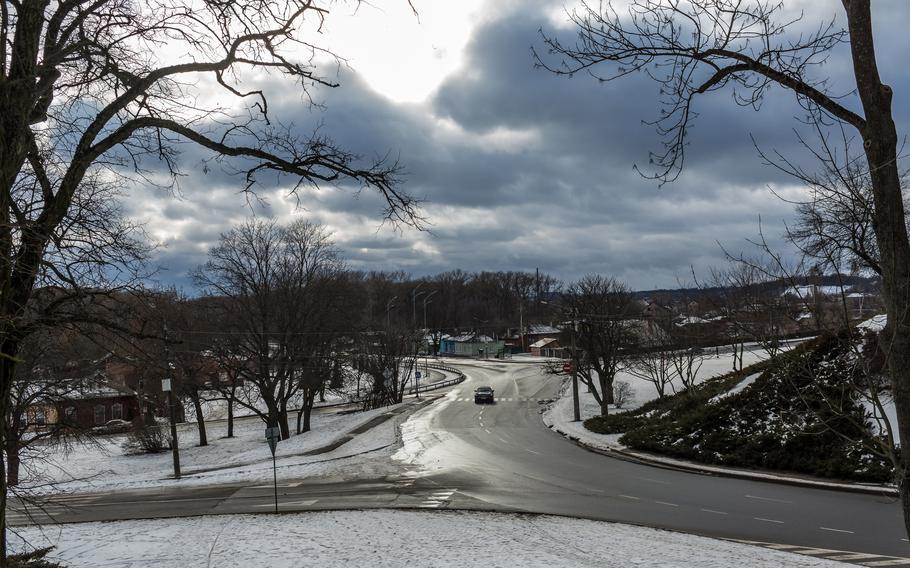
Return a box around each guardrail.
[406,364,466,394]
[213,364,466,421]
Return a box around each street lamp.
[386,296,398,329]
[411,282,425,327]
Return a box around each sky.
[123,0,910,292]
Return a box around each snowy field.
[9,510,844,568]
[22,404,405,495]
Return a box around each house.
[529,337,565,357]
[440,333,506,358]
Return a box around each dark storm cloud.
[132,1,910,291]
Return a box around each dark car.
[91,419,132,435]
[474,386,495,404]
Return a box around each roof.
[527,324,561,335]
[529,338,559,349]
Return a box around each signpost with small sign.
[265,426,281,512]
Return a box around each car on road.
[91,419,132,435]
[474,386,495,404]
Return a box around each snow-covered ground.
[9,510,844,568]
[23,404,404,495]
[542,347,772,453]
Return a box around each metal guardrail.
[406,364,466,394]
[215,364,466,421]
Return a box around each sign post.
[265,426,281,513]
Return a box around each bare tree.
[563,275,638,416]
[358,326,420,410]
[627,325,677,398]
[194,218,348,440]
[538,0,910,531]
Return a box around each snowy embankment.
[542,347,770,452]
[9,510,843,568]
[25,404,405,494]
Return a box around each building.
[440,333,506,358]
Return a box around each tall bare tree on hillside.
[539,0,910,531]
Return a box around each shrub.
[123,416,170,454]
[9,547,65,568]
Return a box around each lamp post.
[411,282,425,327]
[386,296,397,329]
[423,291,437,372]
[162,319,181,479]
[571,309,580,422]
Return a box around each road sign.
[265,426,281,455]
[161,378,171,392]
[562,361,573,374]
[415,371,422,379]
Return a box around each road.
[9,360,909,560]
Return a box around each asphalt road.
[8,360,910,560]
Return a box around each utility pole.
[163,322,181,479]
[571,309,580,422]
[411,282,424,327]
[423,290,437,373]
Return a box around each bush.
[605,335,894,483]
[9,547,65,568]
[613,381,634,408]
[123,416,170,454]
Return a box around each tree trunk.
[278,407,290,440]
[226,395,234,438]
[844,0,910,536]
[190,391,207,447]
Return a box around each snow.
[9,510,845,568]
[708,371,763,403]
[542,348,773,452]
[23,403,406,494]
[861,393,901,446]
[858,314,887,333]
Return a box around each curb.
[548,423,898,497]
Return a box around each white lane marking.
[827,553,889,561]
[863,559,910,566]
[483,428,492,434]
[655,501,679,507]
[525,449,540,455]
[745,494,792,504]
[754,517,785,524]
[701,509,728,515]
[641,477,670,485]
[497,437,508,444]
[819,526,854,534]
[618,494,640,500]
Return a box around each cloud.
[123,0,910,291]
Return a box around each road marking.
[745,494,792,504]
[700,508,728,515]
[497,437,508,444]
[753,517,785,524]
[617,494,639,500]
[819,526,854,534]
[483,428,492,434]
[827,553,886,561]
[655,501,679,507]
[525,449,540,455]
[641,477,670,485]
[283,499,318,507]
